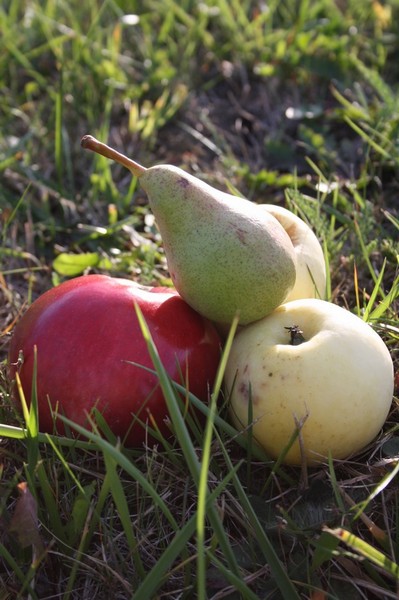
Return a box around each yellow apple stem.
[81,135,147,178]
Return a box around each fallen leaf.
[9,482,44,558]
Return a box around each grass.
[1,0,399,597]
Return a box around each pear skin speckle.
[140,165,296,325]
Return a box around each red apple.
[8,274,222,446]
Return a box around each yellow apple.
[224,298,394,465]
[260,204,327,301]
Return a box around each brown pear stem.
[80,135,147,177]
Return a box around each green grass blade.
[362,258,387,321]
[123,359,277,463]
[353,219,385,291]
[196,390,217,599]
[57,416,179,531]
[0,542,38,599]
[344,116,391,159]
[55,67,63,187]
[327,453,347,515]
[1,185,31,244]
[44,435,87,496]
[15,348,40,479]
[0,423,94,450]
[102,452,146,579]
[217,431,302,599]
[62,501,95,600]
[134,463,241,600]
[133,304,243,576]
[122,359,295,487]
[196,314,239,600]
[368,275,399,322]
[133,302,202,479]
[326,527,399,580]
[16,351,38,439]
[352,461,399,522]
[35,460,66,544]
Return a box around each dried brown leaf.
[9,482,44,557]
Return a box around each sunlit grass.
[1,0,398,597]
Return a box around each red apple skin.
[8,275,222,446]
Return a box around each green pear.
[81,135,296,325]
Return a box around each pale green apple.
[225,298,394,465]
[260,204,326,301]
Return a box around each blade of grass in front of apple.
[133,302,203,477]
[0,422,95,450]
[15,347,39,479]
[260,425,306,495]
[124,358,280,461]
[133,303,243,580]
[134,303,301,597]
[196,313,239,599]
[124,358,296,488]
[57,415,242,596]
[13,349,97,549]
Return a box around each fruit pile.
[8,137,394,465]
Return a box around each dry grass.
[1,1,399,598]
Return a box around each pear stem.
[80,135,147,177]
